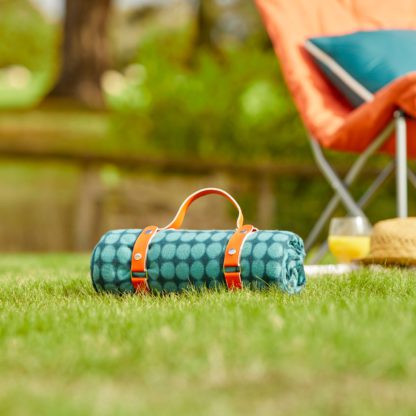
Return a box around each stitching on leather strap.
[131,225,159,293]
[223,224,256,290]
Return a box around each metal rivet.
[228,248,236,255]
[145,230,153,234]
[134,253,142,260]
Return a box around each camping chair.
[255,0,416,262]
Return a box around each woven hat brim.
[358,256,416,266]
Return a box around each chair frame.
[306,110,415,263]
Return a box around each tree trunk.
[188,0,223,65]
[49,0,112,109]
[195,0,214,49]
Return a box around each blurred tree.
[189,0,223,63]
[48,0,112,109]
[194,0,216,48]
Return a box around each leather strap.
[163,188,244,230]
[131,225,159,293]
[223,224,256,290]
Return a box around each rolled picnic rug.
[90,188,306,294]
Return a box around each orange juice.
[328,235,370,262]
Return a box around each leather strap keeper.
[131,225,159,292]
[223,224,256,289]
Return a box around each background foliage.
[110,29,308,161]
[0,0,410,245]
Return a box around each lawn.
[1,254,416,416]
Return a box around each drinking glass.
[328,217,372,263]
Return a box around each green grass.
[1,254,416,415]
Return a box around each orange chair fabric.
[255,0,416,157]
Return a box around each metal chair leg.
[309,139,366,217]
[395,110,408,217]
[304,120,395,251]
[408,168,416,189]
[357,162,395,208]
[307,162,394,264]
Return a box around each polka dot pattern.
[161,244,176,260]
[120,233,137,245]
[91,229,306,294]
[176,262,190,280]
[176,243,191,260]
[161,262,175,280]
[117,246,131,263]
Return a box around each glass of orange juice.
[328,217,372,263]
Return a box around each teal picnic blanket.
[91,229,306,294]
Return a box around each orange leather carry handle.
[163,188,244,230]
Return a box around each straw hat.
[360,217,416,266]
